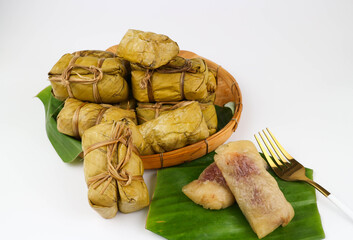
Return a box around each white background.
[1,0,352,239]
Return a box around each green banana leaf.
[37,86,82,163]
[215,104,233,131]
[36,86,234,163]
[146,152,325,240]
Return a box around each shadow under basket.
[107,45,243,169]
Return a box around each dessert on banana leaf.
[136,101,218,135]
[131,56,210,102]
[57,98,137,139]
[116,29,179,69]
[137,101,209,153]
[82,120,150,219]
[214,141,294,239]
[182,162,235,210]
[49,50,129,103]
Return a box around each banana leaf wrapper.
[200,68,217,103]
[136,101,217,135]
[116,143,149,213]
[57,98,137,139]
[200,92,216,103]
[131,56,210,102]
[116,29,179,69]
[207,67,217,93]
[137,101,209,153]
[120,119,154,155]
[114,97,137,110]
[82,121,149,219]
[49,50,129,104]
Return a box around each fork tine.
[254,134,280,172]
[266,128,294,160]
[262,129,291,167]
[258,132,286,169]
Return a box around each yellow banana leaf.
[137,102,209,153]
[131,56,210,102]
[57,98,137,139]
[82,120,149,218]
[49,50,129,103]
[114,97,137,110]
[136,101,217,135]
[116,29,179,69]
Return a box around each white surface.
[1,0,352,239]
[328,195,353,222]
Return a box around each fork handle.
[305,179,330,196]
[305,179,353,221]
[328,194,353,222]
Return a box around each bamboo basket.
[106,45,243,169]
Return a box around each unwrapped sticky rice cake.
[214,140,294,239]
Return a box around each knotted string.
[138,101,198,118]
[139,59,193,102]
[50,53,105,103]
[84,122,141,194]
[70,102,111,139]
[71,102,87,138]
[95,107,109,125]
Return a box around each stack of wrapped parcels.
[49,29,218,218]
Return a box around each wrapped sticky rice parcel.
[57,98,137,139]
[200,69,217,103]
[49,50,129,103]
[138,101,209,153]
[136,101,218,135]
[117,29,179,69]
[206,68,217,93]
[131,56,210,102]
[114,97,137,110]
[82,120,150,219]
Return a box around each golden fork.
[255,128,353,221]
